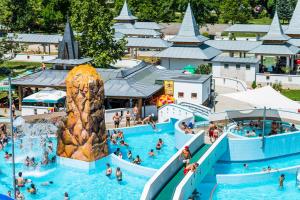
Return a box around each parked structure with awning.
[221,86,300,112]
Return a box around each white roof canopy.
[221,86,300,112]
[23,88,66,104]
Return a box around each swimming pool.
[109,129,177,169]
[215,153,300,174]
[0,137,149,200]
[229,120,294,137]
[213,174,300,200]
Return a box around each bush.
[272,82,283,92]
[251,81,257,89]
[195,64,212,75]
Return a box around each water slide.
[155,144,211,200]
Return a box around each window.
[246,64,251,70]
[236,64,241,69]
[224,64,229,69]
[191,93,197,99]
[178,92,184,98]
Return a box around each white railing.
[178,102,211,117]
[158,104,194,123]
[256,73,300,89]
[140,131,205,200]
[213,76,248,91]
[173,133,228,200]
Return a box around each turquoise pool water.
[0,138,148,200]
[109,129,177,169]
[230,120,293,137]
[215,153,300,174]
[213,174,300,200]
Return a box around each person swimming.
[27,183,36,194]
[4,151,12,160]
[106,163,112,176]
[116,167,122,183]
[41,181,54,186]
[127,150,132,160]
[133,155,142,165]
[119,140,129,147]
[243,163,248,168]
[16,189,25,200]
[148,149,155,157]
[25,156,30,167]
[114,148,120,155]
[279,174,285,189]
[64,192,69,200]
[16,172,25,187]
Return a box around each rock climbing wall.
[57,64,108,162]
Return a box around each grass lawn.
[281,90,300,101]
[249,17,272,25]
[0,61,51,81]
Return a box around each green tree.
[220,0,251,24]
[251,81,257,89]
[40,0,70,32]
[195,64,212,75]
[71,0,126,67]
[277,0,295,24]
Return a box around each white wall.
[161,58,206,70]
[158,104,194,123]
[13,54,57,62]
[22,106,54,116]
[256,73,300,89]
[213,76,248,91]
[173,78,211,105]
[212,62,258,83]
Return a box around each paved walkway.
[214,86,254,113]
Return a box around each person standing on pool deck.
[133,105,139,124]
[279,174,285,189]
[113,112,121,128]
[125,110,131,127]
[116,167,122,183]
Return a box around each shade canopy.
[23,88,66,103]
[221,86,300,112]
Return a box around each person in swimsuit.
[148,149,155,157]
[127,150,132,160]
[113,112,121,128]
[133,155,142,165]
[116,167,122,183]
[181,146,192,166]
[16,189,25,200]
[16,172,25,187]
[133,105,139,124]
[279,174,285,189]
[27,183,36,194]
[106,163,112,176]
[184,163,199,175]
[125,111,131,127]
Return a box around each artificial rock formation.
[57,64,108,162]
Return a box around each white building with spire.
[154,4,221,70]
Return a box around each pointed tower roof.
[261,11,290,41]
[286,0,300,36]
[170,3,208,44]
[58,18,79,59]
[114,0,137,22]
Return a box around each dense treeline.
[0,0,298,33]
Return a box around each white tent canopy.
[23,88,66,104]
[221,86,300,112]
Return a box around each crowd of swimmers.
[110,128,164,166]
[235,120,298,137]
[112,106,156,129]
[105,163,123,183]
[179,122,195,134]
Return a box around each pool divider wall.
[140,131,205,200]
[174,117,195,149]
[216,164,300,184]
[221,130,300,161]
[110,154,157,177]
[108,119,177,135]
[173,133,228,200]
[158,104,194,123]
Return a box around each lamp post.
[0,67,16,199]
